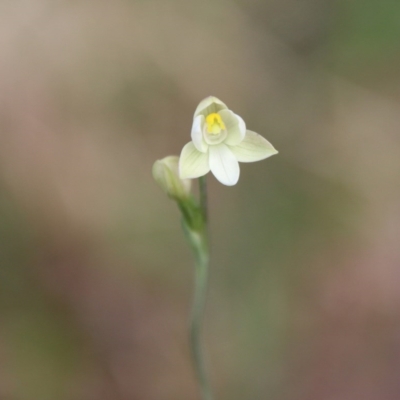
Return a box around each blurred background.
[1,0,400,399]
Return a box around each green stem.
[190,234,212,400]
[185,176,213,400]
[199,175,208,223]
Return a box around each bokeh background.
[1,0,400,399]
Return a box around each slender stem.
[186,176,213,400]
[190,234,212,400]
[199,175,208,223]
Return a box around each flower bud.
[152,156,192,200]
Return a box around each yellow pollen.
[206,113,226,135]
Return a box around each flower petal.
[179,142,210,179]
[228,130,278,162]
[209,144,240,186]
[194,96,228,118]
[191,115,208,152]
[218,110,246,146]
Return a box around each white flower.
[179,96,278,186]
[153,156,192,200]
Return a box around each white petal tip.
[219,178,239,186]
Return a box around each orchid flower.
[179,96,278,186]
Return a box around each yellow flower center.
[206,113,226,135]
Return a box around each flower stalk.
[182,176,213,400]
